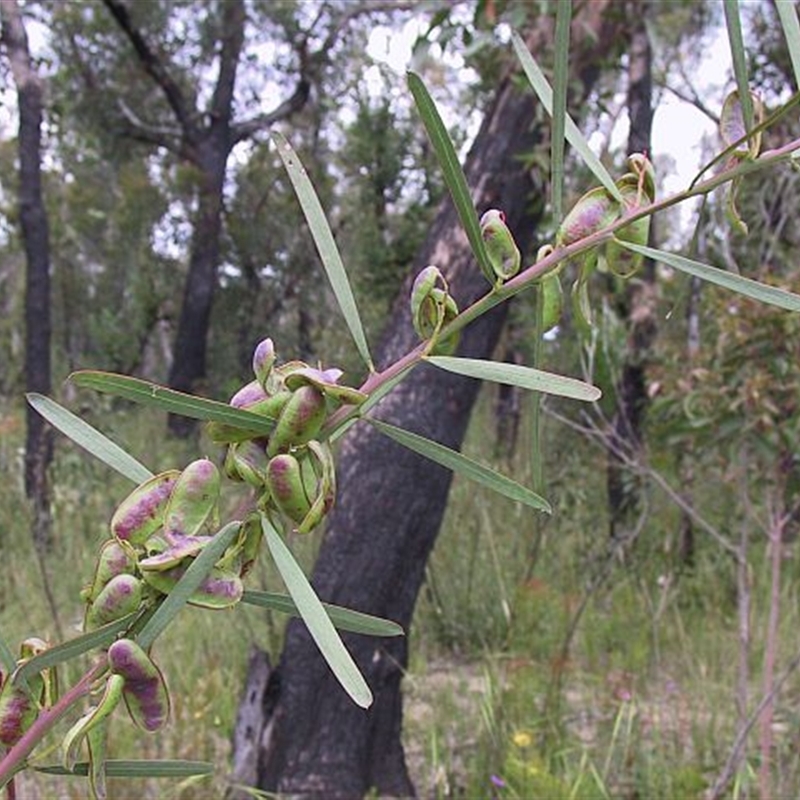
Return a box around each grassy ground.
[2,387,800,798]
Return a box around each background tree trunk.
[233,5,625,797]
[607,0,657,540]
[1,0,53,551]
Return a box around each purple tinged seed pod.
[84,574,143,630]
[283,367,368,407]
[137,535,212,571]
[162,459,220,540]
[267,385,327,457]
[0,682,38,746]
[139,563,243,608]
[86,539,137,602]
[252,338,277,389]
[266,453,312,524]
[230,380,269,409]
[111,470,181,546]
[107,639,170,733]
[556,185,620,247]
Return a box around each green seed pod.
[252,337,277,389]
[237,515,263,577]
[266,453,312,524]
[107,639,170,733]
[140,563,243,609]
[163,459,220,540]
[410,266,460,354]
[480,209,521,285]
[84,574,143,631]
[62,673,124,773]
[110,470,180,546]
[223,440,269,488]
[84,539,137,603]
[267,386,327,457]
[0,681,38,746]
[296,440,337,534]
[540,273,563,333]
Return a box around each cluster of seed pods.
[211,338,366,534]
[80,454,254,634]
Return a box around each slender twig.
[708,643,800,800]
[0,660,107,788]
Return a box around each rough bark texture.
[1,0,54,550]
[233,6,623,798]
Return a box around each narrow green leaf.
[776,1,800,91]
[723,0,754,132]
[69,372,276,437]
[510,30,623,203]
[261,516,373,708]
[271,131,373,371]
[617,241,800,312]
[551,1,572,221]
[26,393,153,484]
[136,521,242,650]
[426,355,601,402]
[14,615,138,685]
[36,759,214,778]
[0,636,17,676]
[369,419,551,513]
[407,72,495,281]
[241,591,404,637]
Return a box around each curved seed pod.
[0,681,38,746]
[223,440,269,488]
[296,440,337,534]
[556,185,619,248]
[163,459,220,540]
[606,153,656,277]
[86,720,109,800]
[252,337,277,390]
[107,639,170,733]
[410,266,460,354]
[84,574,143,630]
[540,273,563,334]
[237,515,263,577]
[480,209,521,285]
[721,89,764,160]
[110,470,180,546]
[266,453,312,524]
[138,535,212,571]
[62,673,124,772]
[267,386,327,457]
[140,563,243,608]
[84,540,137,603]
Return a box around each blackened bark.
[242,5,623,797]
[1,0,53,550]
[607,0,656,540]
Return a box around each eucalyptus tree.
[49,0,413,435]
[0,0,54,550]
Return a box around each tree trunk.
[234,6,623,797]
[166,137,229,435]
[607,0,656,540]
[1,0,53,551]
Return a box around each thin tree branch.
[101,0,197,138]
